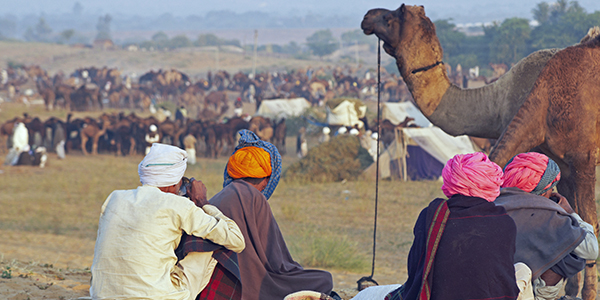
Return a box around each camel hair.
[488,28,600,300]
[360,5,598,140]
[362,4,600,299]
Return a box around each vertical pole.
[252,30,258,78]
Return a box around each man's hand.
[187,178,209,207]
[552,192,575,214]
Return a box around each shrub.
[284,135,373,183]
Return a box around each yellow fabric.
[227,146,272,179]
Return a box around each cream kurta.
[90,185,245,300]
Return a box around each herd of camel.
[1,60,416,119]
[0,111,287,160]
[362,4,600,299]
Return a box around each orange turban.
[227,146,272,179]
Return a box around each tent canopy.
[381,102,432,128]
[365,101,478,180]
[255,98,311,121]
[326,99,367,128]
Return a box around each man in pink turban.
[385,152,520,300]
[495,152,598,300]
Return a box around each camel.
[79,117,107,155]
[249,116,274,142]
[361,5,600,298]
[488,31,600,300]
[360,5,563,139]
[272,118,287,155]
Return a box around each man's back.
[495,187,586,279]
[210,180,333,300]
[91,186,218,300]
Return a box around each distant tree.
[341,29,375,45]
[529,0,598,49]
[532,2,551,24]
[152,31,169,49]
[283,41,301,55]
[169,35,192,49]
[72,2,83,15]
[24,17,53,42]
[434,19,467,60]
[96,14,112,41]
[306,29,339,58]
[59,29,75,44]
[195,33,220,46]
[489,18,531,65]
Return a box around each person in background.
[145,124,160,155]
[296,126,308,158]
[319,127,331,144]
[183,133,197,165]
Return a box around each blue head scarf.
[223,129,282,199]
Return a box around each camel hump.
[580,26,600,44]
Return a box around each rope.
[357,37,382,290]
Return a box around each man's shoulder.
[496,187,561,211]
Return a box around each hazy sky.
[3,0,600,24]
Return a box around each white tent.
[381,102,432,128]
[326,99,367,128]
[256,98,311,120]
[365,101,478,180]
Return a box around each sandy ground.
[0,228,376,299]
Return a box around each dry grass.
[0,41,337,78]
[0,101,446,287]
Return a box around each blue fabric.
[223,129,282,200]
[532,158,560,195]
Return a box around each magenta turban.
[441,152,504,202]
[502,152,561,195]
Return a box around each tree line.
[435,0,600,75]
[1,0,598,68]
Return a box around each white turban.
[138,143,187,187]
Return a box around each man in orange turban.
[210,129,335,300]
[226,146,272,181]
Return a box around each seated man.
[495,152,598,300]
[210,129,334,300]
[386,152,521,300]
[90,143,245,300]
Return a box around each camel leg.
[129,137,135,156]
[558,151,598,299]
[92,136,100,155]
[81,135,89,155]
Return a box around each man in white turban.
[91,143,245,300]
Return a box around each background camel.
[361,4,600,298]
[488,32,600,300]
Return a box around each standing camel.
[361,4,600,298]
[488,32,600,300]
[360,5,596,139]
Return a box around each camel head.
[361,4,444,75]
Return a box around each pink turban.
[441,152,504,202]
[502,152,561,195]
